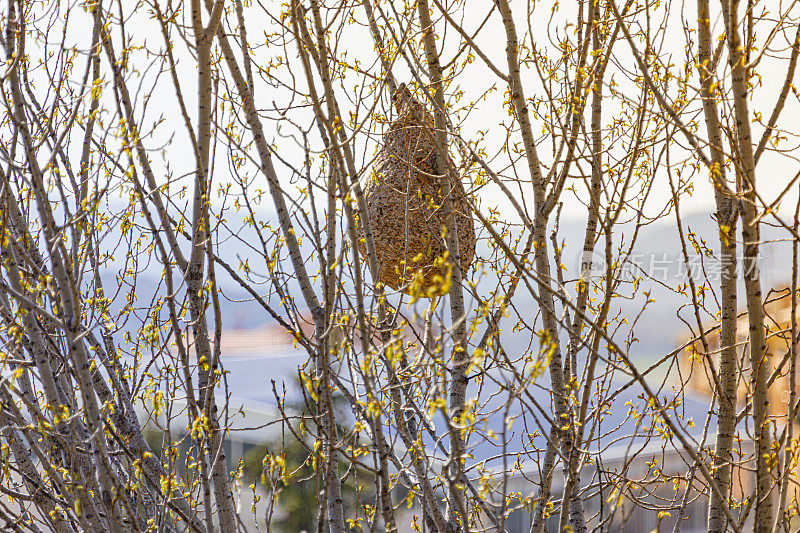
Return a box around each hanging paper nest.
[359,84,475,296]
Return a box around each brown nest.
[359,84,475,296]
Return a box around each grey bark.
[697,1,740,530]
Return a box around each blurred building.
[673,286,800,532]
[680,287,798,419]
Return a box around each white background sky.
[42,0,800,232]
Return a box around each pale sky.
[47,0,800,229]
